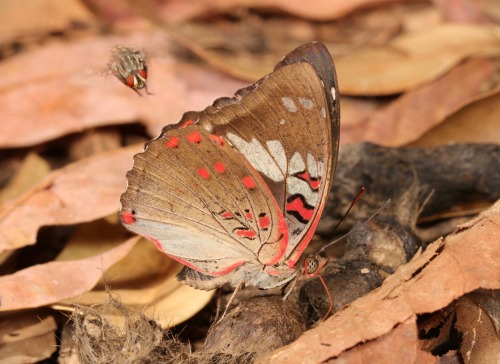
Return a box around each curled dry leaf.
[455,291,500,364]
[128,0,408,25]
[52,221,213,327]
[0,152,50,206]
[264,201,500,363]
[0,312,58,362]
[0,236,139,311]
[0,144,143,254]
[0,30,247,148]
[411,92,500,146]
[328,318,437,363]
[0,0,95,46]
[336,24,500,95]
[348,57,500,146]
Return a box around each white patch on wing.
[287,177,318,206]
[202,121,213,132]
[318,161,325,177]
[281,97,297,113]
[299,97,314,109]
[226,133,284,182]
[321,107,326,119]
[266,140,287,175]
[331,87,336,100]
[307,153,318,178]
[289,152,305,174]
[279,118,286,125]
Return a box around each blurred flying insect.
[107,46,152,96]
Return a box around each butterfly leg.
[219,280,245,322]
[282,275,299,301]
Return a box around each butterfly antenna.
[318,198,391,255]
[329,187,366,235]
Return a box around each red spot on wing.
[261,218,288,266]
[246,211,253,220]
[121,212,135,224]
[187,131,202,143]
[209,134,224,146]
[197,167,210,179]
[214,162,226,173]
[242,176,256,189]
[259,215,270,229]
[136,69,147,79]
[297,172,321,190]
[181,120,194,128]
[236,229,257,239]
[286,196,314,222]
[165,136,179,148]
[221,211,234,219]
[265,266,281,276]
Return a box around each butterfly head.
[303,254,327,278]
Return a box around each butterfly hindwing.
[121,123,289,286]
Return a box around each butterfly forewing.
[194,45,339,268]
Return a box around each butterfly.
[120,42,340,291]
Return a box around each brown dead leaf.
[349,57,500,146]
[264,201,500,363]
[0,30,247,148]
[455,291,500,364]
[129,0,409,24]
[0,144,143,254]
[329,318,437,363]
[431,0,492,24]
[0,153,50,205]
[410,91,500,146]
[0,312,57,363]
[0,0,95,46]
[0,236,139,311]
[337,24,500,95]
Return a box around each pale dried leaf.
[0,144,142,254]
[353,58,500,146]
[411,92,500,146]
[0,236,139,311]
[0,153,50,205]
[0,313,57,363]
[337,24,500,95]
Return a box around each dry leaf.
[264,201,500,362]
[0,153,50,205]
[336,24,500,95]
[0,312,57,363]
[350,58,500,146]
[0,236,139,311]
[410,91,500,146]
[455,291,500,364]
[0,0,95,46]
[0,144,142,254]
[0,30,247,148]
[126,0,409,24]
[329,318,437,363]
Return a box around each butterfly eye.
[304,256,320,276]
